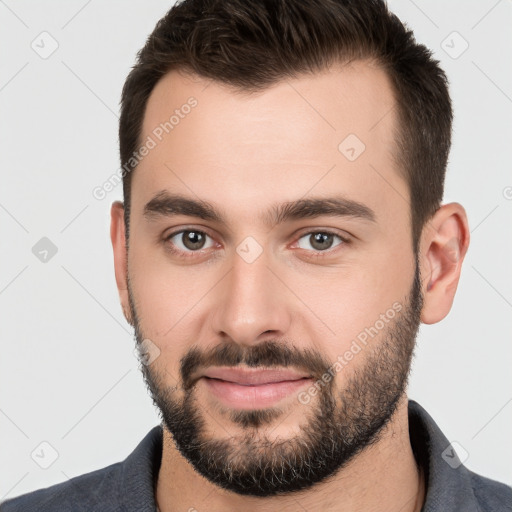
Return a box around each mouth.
[199,367,313,409]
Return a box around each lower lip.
[201,377,313,409]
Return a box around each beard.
[129,259,423,497]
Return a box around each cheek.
[129,241,207,329]
[128,245,217,378]
[298,249,414,361]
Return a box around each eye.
[296,231,347,253]
[163,228,349,259]
[165,229,216,254]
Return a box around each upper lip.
[201,367,312,386]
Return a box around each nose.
[209,247,292,346]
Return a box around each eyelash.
[163,228,350,259]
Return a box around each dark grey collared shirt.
[1,400,511,511]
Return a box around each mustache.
[180,340,332,391]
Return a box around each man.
[2,0,510,511]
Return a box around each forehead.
[132,61,407,229]
[142,61,397,153]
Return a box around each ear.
[419,202,470,324]
[110,201,133,326]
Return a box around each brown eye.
[166,230,214,253]
[181,231,206,250]
[296,231,346,252]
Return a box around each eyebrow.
[143,190,376,227]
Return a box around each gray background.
[1,0,511,500]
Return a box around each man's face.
[124,62,423,496]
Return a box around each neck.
[155,395,425,512]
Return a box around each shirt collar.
[120,423,162,511]
[408,399,480,511]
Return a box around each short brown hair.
[119,0,452,251]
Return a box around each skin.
[110,61,470,511]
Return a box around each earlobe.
[419,203,470,324]
[110,201,133,326]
